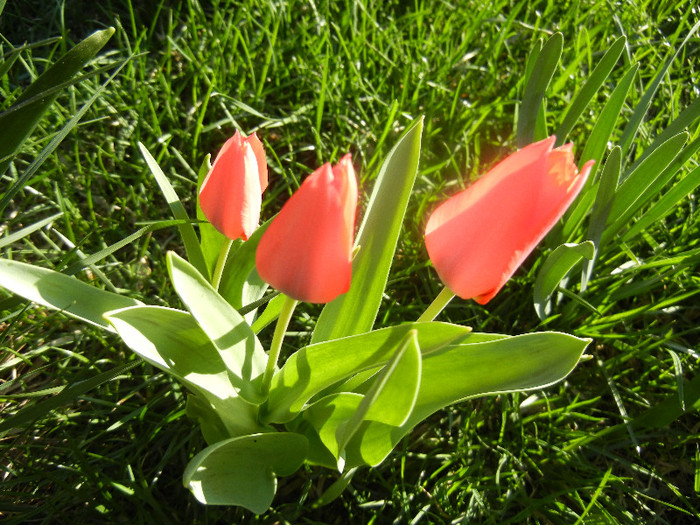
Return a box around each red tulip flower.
[199,131,268,241]
[425,136,594,304]
[256,155,358,304]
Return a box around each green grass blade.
[311,116,424,343]
[554,36,626,145]
[138,142,209,279]
[603,132,689,242]
[622,163,700,242]
[0,27,115,176]
[517,32,563,147]
[560,63,638,241]
[0,54,130,215]
[0,212,63,248]
[618,19,700,158]
[0,361,140,434]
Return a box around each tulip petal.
[199,131,266,241]
[425,136,593,303]
[256,155,358,304]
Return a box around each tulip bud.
[199,131,268,241]
[256,155,358,304]
[425,136,594,304]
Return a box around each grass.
[1,0,699,522]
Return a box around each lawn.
[1,0,699,523]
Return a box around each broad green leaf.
[311,116,424,343]
[618,19,700,158]
[343,332,590,469]
[0,258,142,331]
[0,28,115,176]
[167,251,267,403]
[554,36,626,145]
[303,393,363,465]
[264,321,471,424]
[185,394,231,445]
[622,163,700,242]
[560,63,638,241]
[0,212,63,248]
[0,54,131,215]
[105,305,266,437]
[0,361,139,433]
[603,132,688,243]
[138,142,209,279]
[533,241,594,320]
[183,432,308,513]
[517,32,563,147]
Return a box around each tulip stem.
[260,295,298,398]
[417,286,455,322]
[211,239,234,291]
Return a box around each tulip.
[256,155,358,304]
[425,136,594,304]
[199,131,268,241]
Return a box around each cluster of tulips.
[200,130,593,308]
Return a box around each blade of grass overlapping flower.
[558,63,638,243]
[341,332,590,469]
[517,32,562,148]
[0,27,115,178]
[0,259,142,331]
[553,36,626,146]
[138,142,209,279]
[0,52,132,215]
[617,20,700,161]
[310,116,423,343]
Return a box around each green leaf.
[603,132,688,243]
[559,63,638,241]
[311,117,423,343]
[533,241,595,319]
[264,321,471,424]
[581,147,621,290]
[0,54,131,215]
[185,394,231,445]
[343,332,590,469]
[622,163,700,242]
[183,432,308,513]
[251,292,285,333]
[0,258,142,331]
[167,251,267,403]
[554,36,626,145]
[517,32,563,147]
[104,305,266,437]
[0,28,115,176]
[138,142,209,279]
[218,218,272,314]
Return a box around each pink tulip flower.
[425,136,594,304]
[199,131,268,241]
[256,155,358,304]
